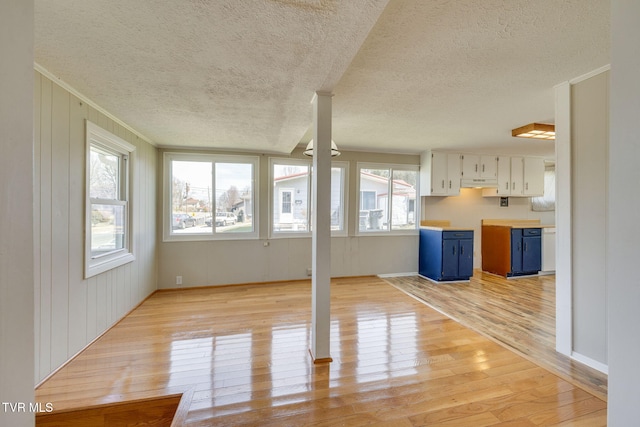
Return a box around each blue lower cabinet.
[419,228,474,281]
[509,228,542,276]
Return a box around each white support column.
[310,91,333,363]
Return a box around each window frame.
[163,152,260,242]
[85,120,136,278]
[269,158,348,238]
[356,162,419,236]
[531,164,556,212]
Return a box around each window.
[164,153,258,241]
[271,159,347,237]
[531,164,556,211]
[85,121,135,278]
[357,163,419,233]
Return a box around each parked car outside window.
[215,212,236,226]
[173,213,196,229]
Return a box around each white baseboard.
[571,351,609,374]
[377,272,418,278]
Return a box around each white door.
[279,189,293,224]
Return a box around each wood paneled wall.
[33,71,158,384]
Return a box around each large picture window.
[164,153,258,241]
[85,121,135,278]
[271,159,347,237]
[357,163,419,234]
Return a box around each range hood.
[460,178,498,188]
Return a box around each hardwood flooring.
[36,276,607,426]
[383,271,608,401]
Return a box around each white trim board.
[378,272,418,278]
[571,352,608,375]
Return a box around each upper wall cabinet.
[460,154,498,187]
[483,156,545,197]
[523,157,545,195]
[461,154,497,179]
[420,151,461,196]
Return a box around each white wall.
[555,68,610,374]
[421,188,554,268]
[33,71,158,383]
[571,71,609,367]
[608,1,640,424]
[157,149,420,288]
[0,1,35,425]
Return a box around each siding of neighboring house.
[273,168,343,230]
[273,173,310,230]
[33,71,158,383]
[359,173,415,230]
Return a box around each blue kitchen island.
[419,224,474,282]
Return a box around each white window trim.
[269,158,348,238]
[85,120,136,278]
[163,152,260,242]
[356,162,420,236]
[332,161,349,237]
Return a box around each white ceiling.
[34,0,609,157]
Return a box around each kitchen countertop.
[420,220,473,232]
[421,226,473,232]
[481,219,554,229]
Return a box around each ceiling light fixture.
[303,140,341,157]
[511,123,555,140]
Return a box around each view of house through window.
[272,163,310,232]
[271,160,346,235]
[358,165,418,232]
[166,154,257,239]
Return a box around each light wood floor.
[384,271,608,401]
[36,276,607,426]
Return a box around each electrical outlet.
[306,268,312,276]
[176,276,182,285]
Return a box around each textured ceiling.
[34,0,609,156]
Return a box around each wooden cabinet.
[419,228,474,281]
[420,151,461,196]
[482,223,542,277]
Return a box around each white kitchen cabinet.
[510,156,524,196]
[482,156,544,197]
[461,154,497,180]
[420,151,461,196]
[496,155,511,196]
[523,157,545,195]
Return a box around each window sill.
[85,252,135,279]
